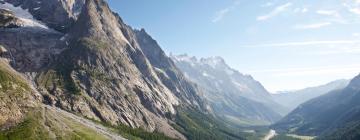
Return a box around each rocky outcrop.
[0,9,21,28]
[134,29,209,111]
[0,59,38,130]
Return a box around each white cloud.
[344,3,360,15]
[257,2,292,21]
[302,8,308,13]
[250,64,360,77]
[274,66,360,77]
[241,40,360,48]
[294,22,332,29]
[349,8,360,15]
[316,10,340,17]
[294,7,308,13]
[353,33,360,37]
[212,1,240,23]
[305,46,360,55]
[212,8,231,23]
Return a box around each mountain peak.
[348,74,360,90]
[200,56,226,68]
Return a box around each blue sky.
[108,0,360,92]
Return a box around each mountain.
[170,54,286,125]
[0,0,247,139]
[272,74,360,140]
[0,58,127,140]
[272,79,349,112]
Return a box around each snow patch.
[200,56,224,68]
[0,2,48,29]
[225,67,234,75]
[154,67,170,79]
[202,72,215,79]
[232,80,250,91]
[171,54,197,66]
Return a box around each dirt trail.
[44,105,127,140]
[263,129,277,140]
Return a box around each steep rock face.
[171,54,284,125]
[0,28,63,72]
[36,0,186,138]
[135,29,208,110]
[0,0,208,139]
[272,74,360,138]
[272,79,349,112]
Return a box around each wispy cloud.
[353,33,360,37]
[257,2,292,21]
[294,22,332,29]
[316,10,340,17]
[344,3,360,15]
[250,64,360,77]
[241,40,360,48]
[305,46,360,55]
[212,1,240,23]
[349,8,360,15]
[293,7,308,13]
[261,2,274,8]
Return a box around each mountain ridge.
[171,54,286,125]
[272,74,360,139]
[272,79,350,112]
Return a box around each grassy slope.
[0,60,109,140]
[171,107,248,140]
[88,118,176,140]
[0,108,109,140]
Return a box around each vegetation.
[0,65,29,92]
[114,124,175,140]
[318,122,360,140]
[36,68,81,95]
[271,134,301,140]
[172,107,246,140]
[0,109,108,140]
[79,37,110,50]
[88,118,175,140]
[0,111,50,140]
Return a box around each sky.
[107,0,360,92]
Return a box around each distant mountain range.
[272,74,360,140]
[171,54,287,125]
[272,79,350,112]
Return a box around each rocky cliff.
[0,0,212,139]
